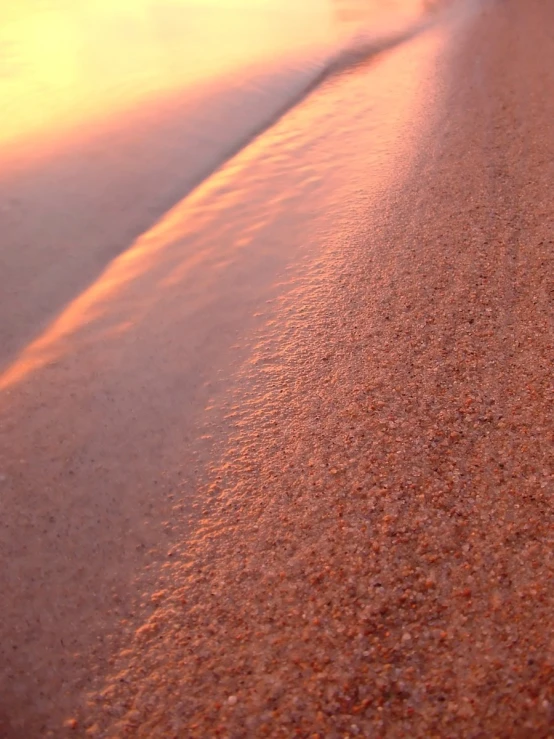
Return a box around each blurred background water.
[0,1,434,154]
[0,0,440,371]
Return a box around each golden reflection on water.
[0,19,443,394]
[0,1,326,151]
[0,0,430,152]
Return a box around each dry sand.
[78,1,553,737]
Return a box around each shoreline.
[83,0,554,735]
[0,15,451,736]
[2,0,553,735]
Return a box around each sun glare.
[0,0,427,156]
[0,0,334,155]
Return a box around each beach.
[0,0,553,736]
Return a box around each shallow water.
[0,0,430,154]
[0,0,437,372]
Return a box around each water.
[0,1,433,167]
[0,0,438,370]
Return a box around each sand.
[0,8,451,736]
[77,1,553,737]
[1,0,553,736]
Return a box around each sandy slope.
[1,0,553,736]
[0,8,453,737]
[76,0,553,737]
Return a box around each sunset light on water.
[0,1,428,152]
[0,0,330,151]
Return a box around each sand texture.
[81,1,554,737]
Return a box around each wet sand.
[80,1,553,737]
[1,0,553,736]
[0,7,450,736]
